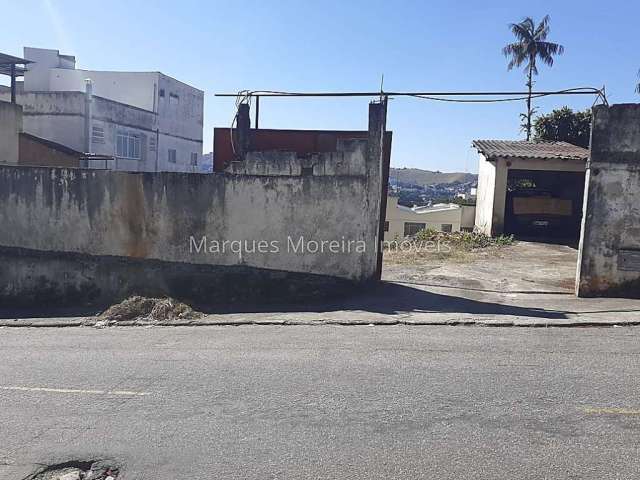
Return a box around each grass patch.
[383,229,514,264]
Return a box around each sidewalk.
[1,280,639,328]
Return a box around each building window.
[158,89,165,97]
[149,136,156,152]
[116,132,141,159]
[92,125,105,144]
[384,221,389,232]
[190,152,198,166]
[441,224,453,233]
[404,222,425,237]
[168,149,177,163]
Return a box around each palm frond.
[509,20,533,43]
[503,14,563,75]
[503,43,527,70]
[534,14,551,40]
[536,42,564,67]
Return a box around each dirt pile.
[99,295,202,324]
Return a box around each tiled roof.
[472,140,589,161]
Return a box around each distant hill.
[389,168,477,187]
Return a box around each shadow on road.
[200,281,569,319]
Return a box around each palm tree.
[503,15,564,140]
[636,69,640,94]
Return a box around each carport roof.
[472,140,589,161]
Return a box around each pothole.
[24,460,120,480]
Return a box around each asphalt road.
[1,325,639,479]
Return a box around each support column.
[10,64,16,104]
[367,97,390,281]
[236,103,251,158]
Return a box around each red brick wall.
[19,134,81,168]
[213,128,369,172]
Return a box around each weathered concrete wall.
[577,104,640,297]
[0,101,22,165]
[0,103,386,306]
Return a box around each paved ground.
[1,325,640,479]
[2,241,639,328]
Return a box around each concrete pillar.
[367,97,389,280]
[10,64,16,104]
[84,79,93,154]
[236,103,251,158]
[576,104,640,297]
[0,102,22,164]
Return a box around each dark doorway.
[505,169,585,242]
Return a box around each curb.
[1,317,639,328]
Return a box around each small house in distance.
[384,195,476,240]
[472,140,589,241]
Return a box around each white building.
[472,140,588,240]
[384,196,476,240]
[0,47,204,172]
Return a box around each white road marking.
[0,386,150,396]
[582,407,640,415]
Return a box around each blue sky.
[3,0,639,172]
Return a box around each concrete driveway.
[383,240,578,294]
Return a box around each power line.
[215,87,604,101]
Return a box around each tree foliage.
[533,107,592,148]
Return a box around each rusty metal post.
[255,96,260,129]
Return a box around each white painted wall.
[475,153,497,236]
[23,47,75,91]
[48,69,158,112]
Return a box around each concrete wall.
[0,101,21,165]
[0,102,387,306]
[577,104,640,297]
[475,153,586,236]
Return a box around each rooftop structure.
[472,140,589,161]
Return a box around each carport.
[472,140,589,242]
